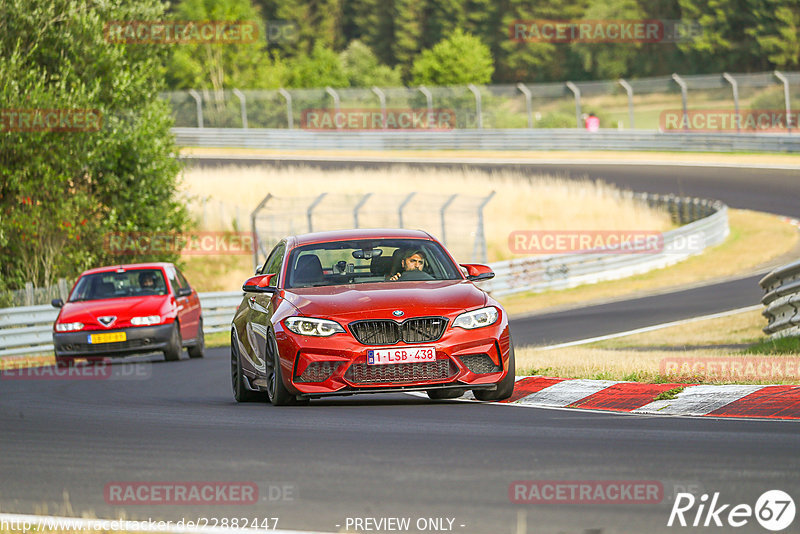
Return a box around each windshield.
[69,269,168,301]
[285,239,462,289]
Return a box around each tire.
[163,322,182,362]
[231,332,264,403]
[188,319,205,359]
[427,388,466,400]
[473,341,515,402]
[266,331,306,406]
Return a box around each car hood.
[58,296,170,327]
[283,280,487,321]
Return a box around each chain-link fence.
[163,70,800,132]
[251,192,494,271]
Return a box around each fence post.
[232,89,248,129]
[372,87,387,130]
[325,87,341,130]
[671,74,689,132]
[279,88,293,129]
[398,192,416,228]
[440,194,458,246]
[618,79,635,129]
[722,73,740,132]
[353,193,372,228]
[774,71,793,133]
[516,83,533,128]
[565,82,581,129]
[25,282,33,307]
[58,278,69,302]
[188,89,203,128]
[473,191,495,262]
[418,86,434,129]
[251,193,273,272]
[467,84,483,129]
[307,193,327,233]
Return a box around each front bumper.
[275,322,511,397]
[53,323,174,358]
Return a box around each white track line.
[536,304,763,350]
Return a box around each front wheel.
[163,322,182,362]
[473,342,515,401]
[266,332,306,406]
[188,319,205,358]
[427,388,466,400]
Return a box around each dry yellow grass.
[591,308,765,349]
[178,165,673,291]
[516,345,800,384]
[499,209,799,317]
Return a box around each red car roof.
[79,262,174,276]
[290,228,434,247]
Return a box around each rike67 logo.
[668,490,795,531]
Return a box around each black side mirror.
[51,298,64,308]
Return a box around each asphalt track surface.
[2,159,800,534]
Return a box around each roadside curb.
[478,376,800,420]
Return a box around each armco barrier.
[0,292,242,358]
[760,260,800,338]
[171,128,800,153]
[0,195,727,357]
[478,193,727,296]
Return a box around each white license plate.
[367,346,436,365]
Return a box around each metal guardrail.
[0,195,726,357]
[172,128,800,153]
[760,260,800,338]
[0,292,242,358]
[478,193,728,296]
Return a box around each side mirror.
[51,298,64,308]
[460,263,495,282]
[243,273,277,293]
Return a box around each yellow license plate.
[89,332,127,344]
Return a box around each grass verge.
[499,209,798,317]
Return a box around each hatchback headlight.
[131,315,161,326]
[285,317,345,337]
[55,322,84,332]
[452,307,499,329]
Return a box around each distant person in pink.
[585,113,600,132]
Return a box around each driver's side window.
[261,242,286,286]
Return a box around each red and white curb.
[465,376,800,419]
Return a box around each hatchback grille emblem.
[98,316,116,327]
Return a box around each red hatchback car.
[231,229,514,405]
[51,263,204,366]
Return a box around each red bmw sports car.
[52,263,204,365]
[231,229,514,405]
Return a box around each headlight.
[284,317,345,337]
[452,306,499,329]
[55,322,84,332]
[131,315,161,326]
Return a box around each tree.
[340,41,403,87]
[0,0,189,289]
[411,29,494,85]
[746,0,800,69]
